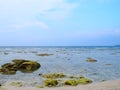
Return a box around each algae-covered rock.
[86,57,97,62]
[10,82,23,87]
[105,64,112,66]
[41,74,93,87]
[0,68,16,75]
[77,77,92,84]
[0,87,6,90]
[41,73,66,79]
[36,85,44,88]
[0,59,40,74]
[64,76,92,85]
[69,76,77,79]
[1,63,17,69]
[12,59,28,66]
[79,76,85,79]
[0,63,17,75]
[37,54,53,56]
[18,61,40,73]
[44,79,58,87]
[64,80,78,86]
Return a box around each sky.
[0,0,120,46]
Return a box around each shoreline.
[1,79,120,90]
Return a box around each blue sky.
[0,0,120,46]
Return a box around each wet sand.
[1,79,120,90]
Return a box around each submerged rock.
[36,54,53,56]
[10,82,23,87]
[86,57,97,62]
[0,59,40,75]
[4,52,9,55]
[105,64,112,66]
[41,73,66,79]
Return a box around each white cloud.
[0,0,78,30]
[10,21,48,29]
[0,0,78,20]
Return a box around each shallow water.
[0,46,120,86]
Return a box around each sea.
[0,46,120,86]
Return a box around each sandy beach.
[1,79,120,90]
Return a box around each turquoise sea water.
[0,46,120,86]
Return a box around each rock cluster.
[39,73,93,87]
[0,59,40,75]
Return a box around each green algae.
[18,61,40,73]
[41,73,93,87]
[41,73,66,79]
[86,57,97,62]
[0,59,40,75]
[69,76,77,79]
[44,79,58,87]
[64,76,92,86]
[64,80,78,86]
[77,77,92,84]
[36,85,44,88]
[0,87,6,90]
[37,54,53,56]
[0,69,16,75]
[10,82,23,87]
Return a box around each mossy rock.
[41,73,66,79]
[0,63,17,75]
[10,82,23,87]
[86,57,97,62]
[12,59,28,66]
[18,61,40,73]
[64,80,78,86]
[77,77,92,84]
[0,68,16,75]
[1,63,16,69]
[105,64,112,66]
[79,76,85,79]
[37,54,53,56]
[44,79,58,87]
[0,87,6,90]
[69,76,77,79]
[36,85,44,88]
[0,59,40,74]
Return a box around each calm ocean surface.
[0,46,120,86]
